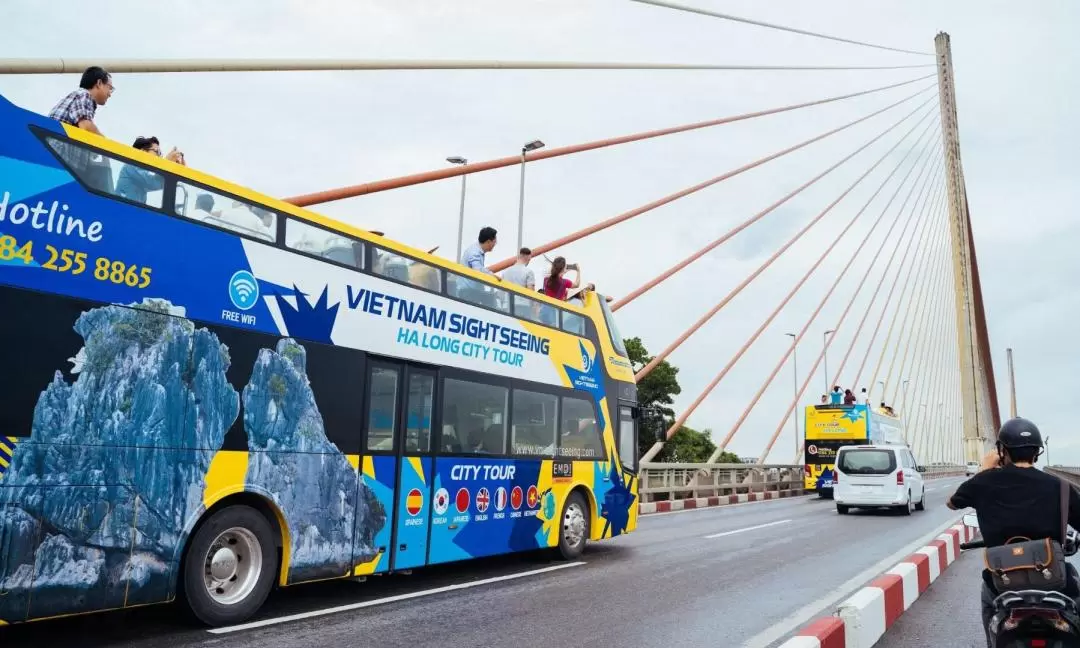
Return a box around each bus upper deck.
[0,90,639,627]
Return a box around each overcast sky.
[3,0,1077,464]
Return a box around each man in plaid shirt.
[47,66,115,191]
[49,66,113,134]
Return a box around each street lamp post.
[517,140,545,250]
[446,156,468,261]
[786,333,798,460]
[822,329,835,395]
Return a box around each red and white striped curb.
[637,471,965,516]
[778,520,976,648]
[638,489,806,514]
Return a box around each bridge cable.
[866,189,949,397]
[692,118,941,460]
[631,95,938,382]
[610,89,936,314]
[883,214,950,406]
[904,255,948,453]
[649,108,937,451]
[894,238,948,437]
[491,86,939,274]
[693,126,937,457]
[850,180,945,389]
[754,142,943,463]
[898,240,950,452]
[276,74,935,209]
[907,262,952,456]
[826,156,944,389]
[628,0,935,57]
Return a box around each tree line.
[624,337,741,464]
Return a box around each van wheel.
[896,493,914,516]
[836,504,850,515]
[182,505,277,627]
[557,491,590,560]
[915,490,926,511]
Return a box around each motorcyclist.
[947,417,1080,646]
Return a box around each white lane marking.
[641,494,818,519]
[208,561,586,634]
[704,519,792,539]
[742,515,964,648]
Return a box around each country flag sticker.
[406,488,424,516]
[527,485,539,509]
[455,487,471,513]
[495,486,508,511]
[476,487,490,513]
[433,487,450,515]
[511,485,523,510]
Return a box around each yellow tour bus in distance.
[803,404,904,497]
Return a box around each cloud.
[3,0,1077,463]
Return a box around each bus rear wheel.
[557,491,590,560]
[182,504,277,627]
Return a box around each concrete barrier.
[638,470,966,516]
[777,519,976,648]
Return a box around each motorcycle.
[961,512,1080,647]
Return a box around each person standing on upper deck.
[49,66,113,135]
[460,227,498,275]
[501,247,536,290]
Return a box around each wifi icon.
[229,270,260,311]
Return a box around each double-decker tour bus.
[0,91,640,627]
[803,403,904,497]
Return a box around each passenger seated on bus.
[820,394,828,405]
[440,424,462,453]
[117,137,185,204]
[408,261,441,292]
[843,389,857,405]
[829,385,843,404]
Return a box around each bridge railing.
[1046,467,1080,484]
[637,463,802,503]
[637,462,967,503]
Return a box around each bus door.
[364,358,437,571]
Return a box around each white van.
[833,444,926,515]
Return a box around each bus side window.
[511,389,557,457]
[373,247,442,293]
[45,137,163,209]
[286,218,364,270]
[442,378,508,455]
[559,396,603,460]
[562,311,586,336]
[618,406,637,471]
[447,272,510,314]
[175,181,277,243]
[512,294,558,328]
[366,365,399,452]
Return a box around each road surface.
[0,478,966,648]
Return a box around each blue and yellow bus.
[803,404,904,497]
[0,92,640,627]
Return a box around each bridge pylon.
[935,32,1000,463]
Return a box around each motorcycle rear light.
[1030,640,1046,647]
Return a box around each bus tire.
[836,504,849,515]
[557,491,590,560]
[182,504,277,627]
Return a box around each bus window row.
[43,133,589,338]
[364,372,605,460]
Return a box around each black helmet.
[997,417,1043,449]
